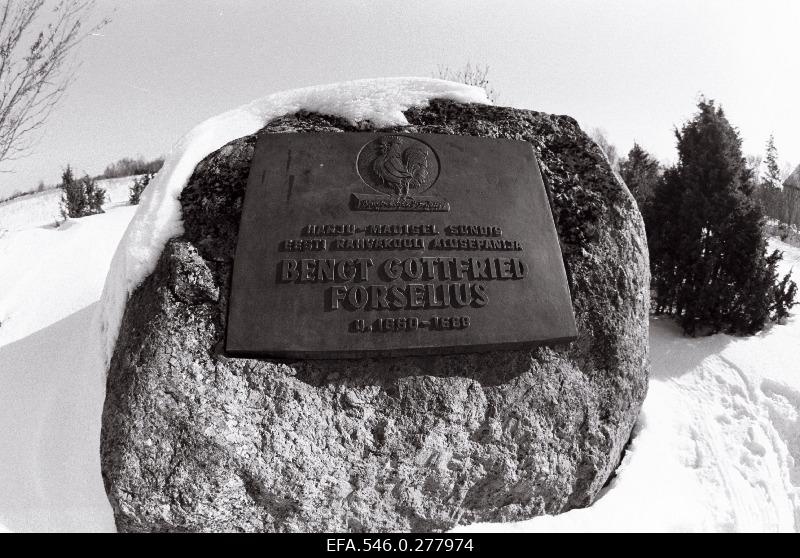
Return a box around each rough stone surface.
[101,101,650,533]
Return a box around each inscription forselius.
[226,133,577,358]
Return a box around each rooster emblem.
[371,136,430,197]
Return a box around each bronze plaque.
[225,133,577,359]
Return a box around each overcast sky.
[1,0,799,198]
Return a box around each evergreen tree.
[647,99,796,335]
[59,165,85,219]
[59,165,106,218]
[83,175,106,213]
[128,173,152,205]
[772,266,799,322]
[764,135,781,188]
[646,166,688,316]
[619,143,662,211]
[757,134,784,220]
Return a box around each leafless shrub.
[435,62,498,103]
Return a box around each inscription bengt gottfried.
[279,255,527,311]
[226,132,577,358]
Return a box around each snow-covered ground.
[0,198,798,532]
[0,177,140,234]
[0,204,136,532]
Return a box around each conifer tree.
[59,165,106,218]
[619,143,662,211]
[647,99,796,335]
[83,175,106,213]
[59,165,85,218]
[757,134,784,220]
[129,173,152,205]
[764,135,781,189]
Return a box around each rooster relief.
[371,136,430,198]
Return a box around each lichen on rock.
[101,100,649,533]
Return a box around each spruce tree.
[764,135,781,188]
[83,175,106,214]
[59,165,106,218]
[59,165,85,218]
[128,173,152,205]
[647,99,796,335]
[757,134,784,220]
[619,143,662,211]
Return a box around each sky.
[1,0,799,198]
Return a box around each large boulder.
[101,100,649,532]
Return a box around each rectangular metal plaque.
[226,133,577,359]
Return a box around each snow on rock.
[96,78,490,365]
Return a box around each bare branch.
[434,62,498,103]
[0,0,107,168]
